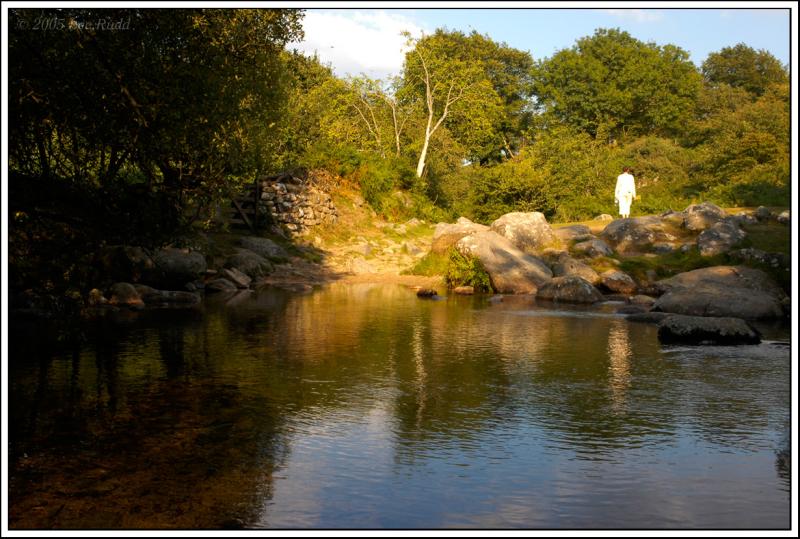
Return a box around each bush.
[445,248,493,292]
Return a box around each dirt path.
[258,234,443,290]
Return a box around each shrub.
[445,248,493,292]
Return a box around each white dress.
[615,173,636,217]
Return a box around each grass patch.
[740,222,790,255]
[618,248,729,282]
[404,251,449,276]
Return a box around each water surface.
[9,284,791,529]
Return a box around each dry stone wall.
[259,173,338,235]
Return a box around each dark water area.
[8,284,792,529]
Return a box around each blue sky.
[294,7,791,79]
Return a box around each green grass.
[618,248,729,283]
[404,251,450,276]
[740,222,790,255]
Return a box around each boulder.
[659,210,686,227]
[617,305,648,315]
[536,275,603,304]
[653,266,786,320]
[600,216,666,254]
[107,282,144,309]
[594,214,614,221]
[729,248,789,270]
[456,230,552,294]
[696,218,746,256]
[132,284,201,307]
[96,245,155,283]
[600,270,638,295]
[684,202,727,231]
[572,239,614,258]
[553,224,593,243]
[453,286,474,295]
[755,206,772,221]
[630,294,657,306]
[239,236,289,261]
[206,278,238,293]
[150,248,207,288]
[416,288,438,298]
[490,212,556,253]
[657,315,761,345]
[733,212,758,226]
[551,253,601,285]
[220,267,252,289]
[627,311,671,324]
[431,218,489,254]
[225,248,273,279]
[777,210,790,225]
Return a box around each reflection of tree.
[607,320,631,415]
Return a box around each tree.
[702,43,788,96]
[9,8,304,227]
[400,31,503,177]
[531,28,702,138]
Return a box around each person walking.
[615,166,636,218]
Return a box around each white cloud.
[602,9,664,23]
[291,11,428,80]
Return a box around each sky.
[293,7,791,80]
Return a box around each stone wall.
[259,173,338,235]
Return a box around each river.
[8,284,791,529]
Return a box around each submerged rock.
[657,314,761,345]
[107,282,144,309]
[416,288,438,298]
[453,286,474,295]
[132,284,201,307]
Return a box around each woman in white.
[615,166,636,218]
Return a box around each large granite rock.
[225,248,273,279]
[553,224,593,243]
[777,210,790,225]
[148,248,207,288]
[431,218,489,254]
[239,236,289,261]
[536,276,603,304]
[456,230,552,294]
[551,253,601,284]
[697,218,746,256]
[600,270,638,295]
[490,212,556,253]
[658,315,761,345]
[684,202,727,231]
[653,266,787,319]
[600,216,670,255]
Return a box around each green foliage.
[702,43,788,96]
[445,249,493,292]
[532,28,702,138]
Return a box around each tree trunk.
[416,133,430,178]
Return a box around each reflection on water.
[8,284,791,529]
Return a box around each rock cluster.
[259,174,338,235]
